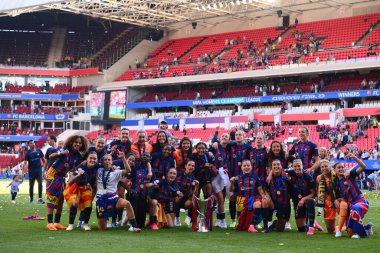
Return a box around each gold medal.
[298,194,302,199]
[205,163,210,167]
[277,190,281,195]
[140,184,144,189]
[162,176,165,179]
[238,162,242,166]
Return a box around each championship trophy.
[192,195,213,232]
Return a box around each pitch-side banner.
[127,89,380,109]
[335,160,380,171]
[0,114,68,120]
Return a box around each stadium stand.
[115,13,380,81]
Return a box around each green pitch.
[0,180,378,253]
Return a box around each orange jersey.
[131,142,153,159]
[173,149,189,171]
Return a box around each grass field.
[0,179,379,253]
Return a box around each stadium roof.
[0,0,377,29]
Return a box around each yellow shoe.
[54,223,67,230]
[46,223,58,231]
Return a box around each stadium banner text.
[0,93,79,100]
[127,89,380,109]
[0,114,68,120]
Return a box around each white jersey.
[96,167,122,196]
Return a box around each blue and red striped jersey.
[152,179,178,203]
[151,152,175,180]
[249,147,268,181]
[289,140,318,171]
[233,173,261,198]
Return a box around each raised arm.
[348,153,366,175]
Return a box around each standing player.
[152,130,175,153]
[289,126,319,175]
[173,137,193,172]
[209,126,230,228]
[334,154,373,238]
[127,152,155,229]
[108,128,132,160]
[249,133,268,181]
[151,144,175,180]
[23,140,46,204]
[64,151,99,231]
[268,140,288,169]
[77,135,108,228]
[44,136,60,173]
[45,135,88,231]
[226,130,251,227]
[88,135,108,160]
[131,130,153,160]
[189,142,217,201]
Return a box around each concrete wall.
[72,74,105,87]
[103,38,167,83]
[168,1,380,40]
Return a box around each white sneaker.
[11,200,16,204]
[268,221,272,228]
[81,223,91,231]
[219,219,227,229]
[66,224,74,231]
[106,220,112,228]
[335,229,342,238]
[184,216,192,227]
[229,220,236,228]
[215,219,221,227]
[285,222,292,231]
[175,217,182,227]
[351,234,360,239]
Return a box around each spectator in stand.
[211,90,217,99]
[361,79,367,89]
[361,150,370,160]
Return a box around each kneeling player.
[95,153,140,232]
[151,168,183,228]
[334,154,373,239]
[267,159,291,232]
[176,159,199,227]
[230,160,268,233]
[286,159,321,235]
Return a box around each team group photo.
[0,0,379,252]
